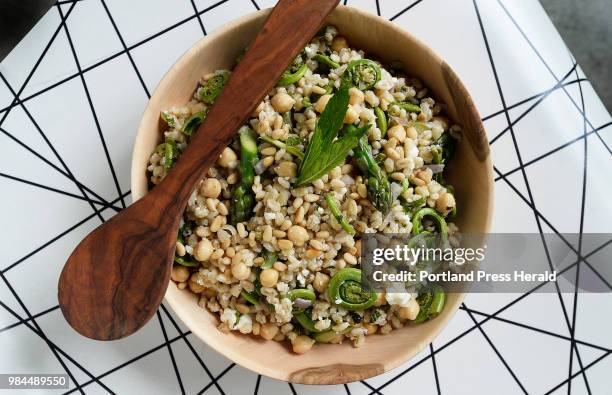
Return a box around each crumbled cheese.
[234,314,252,334]
[274,298,293,324]
[220,308,237,329]
[385,292,413,307]
[314,318,331,331]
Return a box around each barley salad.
[147,26,460,354]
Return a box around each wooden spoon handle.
[156,0,340,204]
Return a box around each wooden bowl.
[131,6,493,385]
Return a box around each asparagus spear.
[230,127,259,224]
[352,131,392,215]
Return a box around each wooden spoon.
[58,0,340,340]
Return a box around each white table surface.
[1,0,611,394]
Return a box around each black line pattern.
[0,0,610,394]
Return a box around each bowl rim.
[130,5,493,383]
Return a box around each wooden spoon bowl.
[131,6,493,384]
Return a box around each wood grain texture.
[130,6,494,384]
[58,0,340,341]
[289,363,384,384]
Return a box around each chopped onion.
[390,182,403,202]
[254,160,267,175]
[221,224,237,236]
[221,224,237,242]
[341,174,355,185]
[423,164,445,174]
[217,229,230,242]
[293,298,312,309]
[390,116,409,126]
[380,210,394,231]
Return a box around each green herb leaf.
[296,86,367,186]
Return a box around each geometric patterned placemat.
[1,0,610,394]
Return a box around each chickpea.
[312,272,330,293]
[231,261,251,281]
[314,94,332,113]
[260,268,279,288]
[343,106,359,124]
[200,178,221,198]
[271,92,295,113]
[331,36,348,52]
[260,323,279,340]
[218,147,238,168]
[387,125,407,143]
[188,276,205,293]
[398,298,420,320]
[171,265,190,283]
[363,323,378,335]
[348,87,365,105]
[292,335,315,354]
[287,225,309,246]
[436,192,456,216]
[276,161,298,178]
[194,239,213,261]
